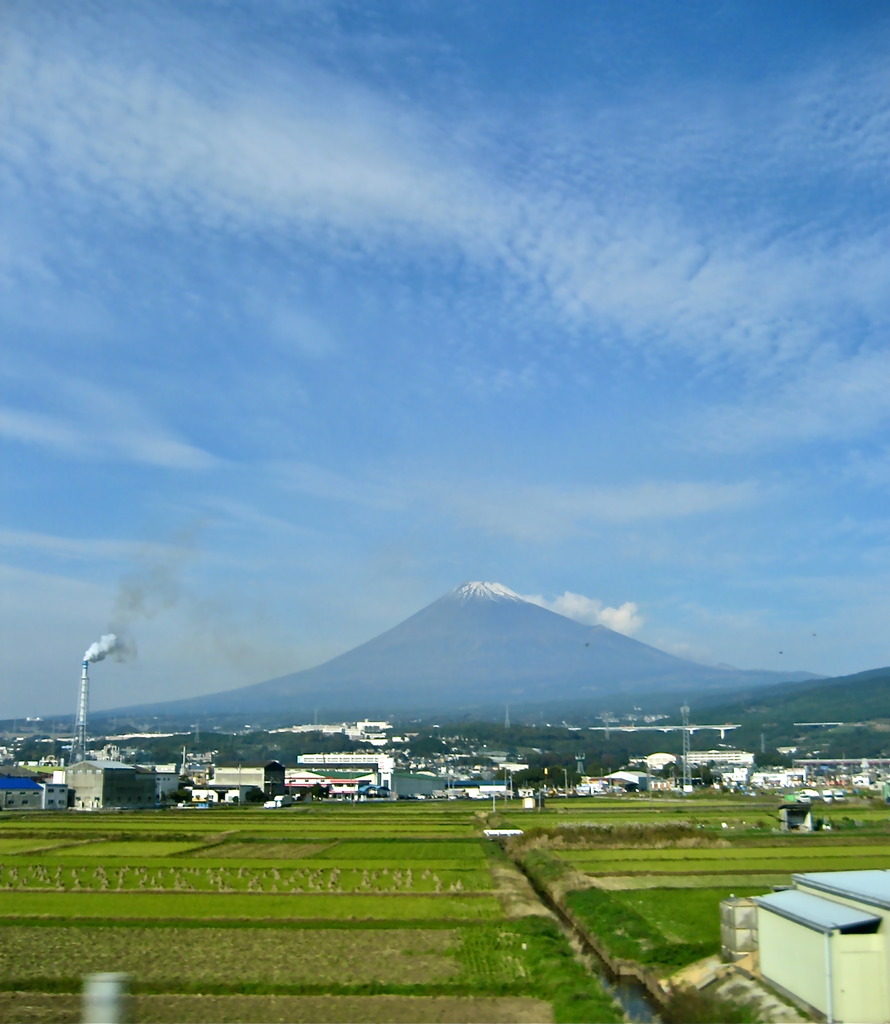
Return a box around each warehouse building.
[756,870,890,1023]
[212,761,286,798]
[66,760,156,809]
[390,771,442,799]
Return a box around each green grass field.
[553,843,890,878]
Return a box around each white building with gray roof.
[756,870,890,1023]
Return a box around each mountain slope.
[111,581,818,719]
[698,666,890,726]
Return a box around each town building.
[285,767,377,799]
[0,775,43,810]
[297,753,394,789]
[749,768,808,790]
[40,778,68,809]
[140,764,181,803]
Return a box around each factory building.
[66,760,156,809]
[211,761,286,798]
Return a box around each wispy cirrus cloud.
[268,460,406,510]
[0,390,219,470]
[440,479,761,542]
[3,1,888,393]
[0,527,144,562]
[696,348,890,453]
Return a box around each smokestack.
[72,660,89,765]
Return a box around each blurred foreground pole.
[82,972,130,1024]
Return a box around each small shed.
[778,801,813,832]
[756,870,890,1023]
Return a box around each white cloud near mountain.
[522,590,644,636]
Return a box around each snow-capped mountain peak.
[452,581,524,602]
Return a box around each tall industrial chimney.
[72,661,89,764]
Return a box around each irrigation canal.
[507,850,663,1023]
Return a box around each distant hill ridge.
[700,666,890,725]
[109,581,818,720]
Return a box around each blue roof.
[756,889,881,934]
[0,776,42,790]
[795,870,890,911]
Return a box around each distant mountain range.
[106,581,819,723]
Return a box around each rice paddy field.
[0,801,620,1024]
[2,793,888,1021]
[507,793,890,979]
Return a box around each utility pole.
[681,704,691,793]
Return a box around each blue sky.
[2,1,890,719]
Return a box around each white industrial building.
[298,753,394,788]
[749,769,808,790]
[687,749,755,767]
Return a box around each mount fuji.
[111,582,817,721]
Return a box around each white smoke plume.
[83,633,134,663]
